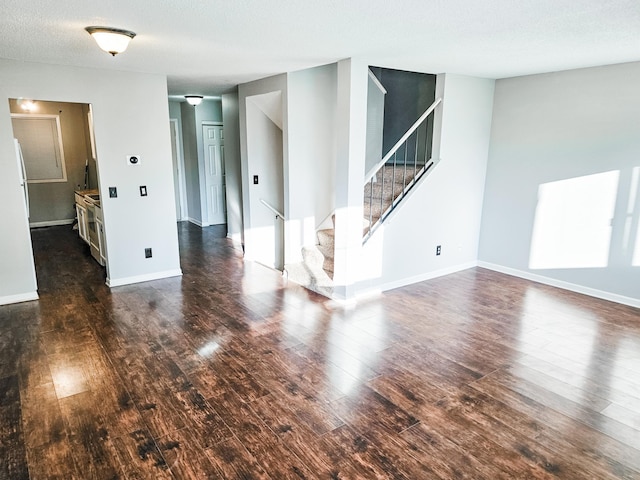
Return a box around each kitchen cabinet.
[95,205,106,266]
[75,189,105,266]
[76,201,89,244]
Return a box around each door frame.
[201,121,225,226]
[170,118,188,221]
[243,94,285,270]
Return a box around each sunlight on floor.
[520,288,596,388]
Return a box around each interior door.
[202,124,226,225]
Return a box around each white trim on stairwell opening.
[368,69,387,95]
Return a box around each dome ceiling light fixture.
[17,98,37,112]
[85,26,136,56]
[185,95,204,106]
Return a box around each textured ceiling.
[1,0,639,96]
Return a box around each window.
[11,114,67,183]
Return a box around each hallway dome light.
[85,26,136,56]
[185,95,203,106]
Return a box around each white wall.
[287,63,338,261]
[359,74,495,294]
[479,62,640,306]
[0,59,181,302]
[245,97,285,269]
[222,92,243,245]
[332,58,370,300]
[168,101,181,120]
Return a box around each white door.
[202,124,226,225]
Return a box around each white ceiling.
[1,0,639,96]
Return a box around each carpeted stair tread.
[363,164,420,236]
[315,229,335,275]
[291,156,423,293]
[317,229,335,251]
[316,244,334,273]
[284,261,334,298]
[301,245,326,268]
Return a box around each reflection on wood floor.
[1,222,640,479]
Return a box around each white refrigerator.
[13,137,39,296]
[14,138,30,219]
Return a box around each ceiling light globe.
[185,95,204,106]
[85,27,136,56]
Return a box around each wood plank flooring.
[1,222,639,479]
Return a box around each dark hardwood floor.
[1,222,640,479]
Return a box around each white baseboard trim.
[187,217,214,228]
[0,291,39,305]
[30,219,75,228]
[360,261,479,297]
[478,261,640,309]
[353,288,384,302]
[106,269,183,288]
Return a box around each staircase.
[363,164,418,236]
[363,96,442,241]
[285,97,442,297]
[284,221,335,297]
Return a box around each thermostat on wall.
[127,155,141,165]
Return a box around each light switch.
[140,186,147,197]
[253,175,259,185]
[109,187,117,198]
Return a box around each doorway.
[8,98,105,276]
[202,122,226,225]
[9,99,98,227]
[245,91,285,271]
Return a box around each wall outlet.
[436,245,441,256]
[109,187,117,198]
[145,248,152,258]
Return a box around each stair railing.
[363,97,442,242]
[260,198,285,220]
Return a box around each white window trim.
[11,113,68,184]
